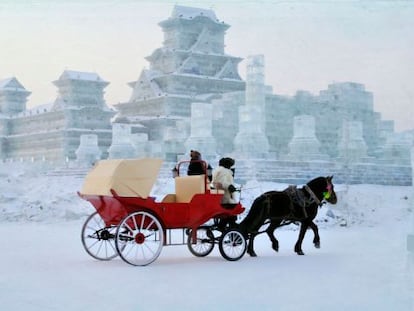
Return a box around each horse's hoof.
[247,251,257,257]
[314,242,320,249]
[296,250,305,255]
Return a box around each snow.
[171,5,219,23]
[59,70,106,83]
[1,164,413,310]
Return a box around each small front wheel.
[115,211,164,266]
[81,211,118,261]
[219,229,246,261]
[187,226,215,257]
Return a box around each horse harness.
[262,185,323,221]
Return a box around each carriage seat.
[174,175,206,203]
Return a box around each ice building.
[114,5,245,161]
[0,5,412,185]
[111,5,411,185]
[0,71,114,163]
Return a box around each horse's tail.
[239,194,268,235]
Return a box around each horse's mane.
[306,176,327,191]
[307,176,326,185]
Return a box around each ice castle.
[0,5,412,185]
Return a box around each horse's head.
[307,175,337,205]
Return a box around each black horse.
[239,176,337,256]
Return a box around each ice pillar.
[163,119,188,162]
[108,123,136,159]
[287,115,328,161]
[337,121,368,162]
[75,134,102,167]
[233,55,269,158]
[130,133,149,158]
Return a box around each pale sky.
[1,0,413,132]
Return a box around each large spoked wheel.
[115,211,164,266]
[187,226,215,257]
[219,229,246,261]
[81,211,119,261]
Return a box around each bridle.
[323,183,333,200]
[304,178,333,207]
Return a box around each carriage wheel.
[81,211,119,261]
[187,226,215,257]
[218,229,246,261]
[115,211,164,266]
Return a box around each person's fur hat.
[219,157,235,169]
[190,150,201,160]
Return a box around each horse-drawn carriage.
[79,158,247,266]
[80,158,338,266]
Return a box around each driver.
[211,157,237,204]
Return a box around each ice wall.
[185,102,216,160]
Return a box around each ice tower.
[0,77,30,114]
[233,55,269,158]
[114,5,245,160]
[0,78,31,159]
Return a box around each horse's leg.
[247,233,258,257]
[294,221,309,255]
[266,221,280,253]
[308,221,320,249]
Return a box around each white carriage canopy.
[80,158,163,198]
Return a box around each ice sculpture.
[337,121,368,162]
[287,115,328,161]
[233,55,269,158]
[108,123,136,159]
[75,134,102,167]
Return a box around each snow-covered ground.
[1,164,413,310]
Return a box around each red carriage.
[79,158,246,266]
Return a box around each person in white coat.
[211,157,237,204]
